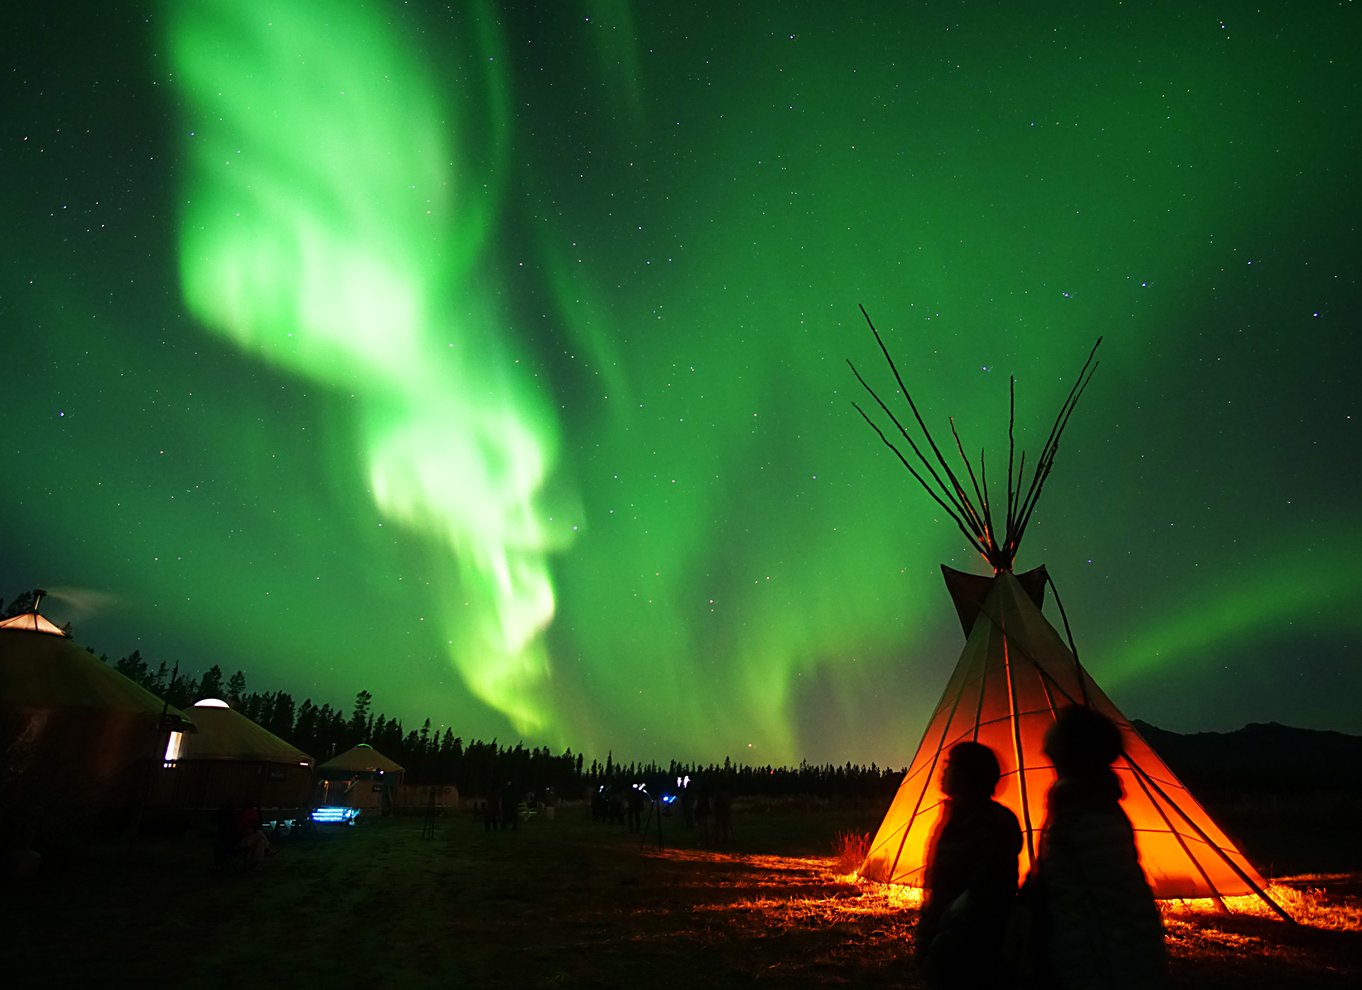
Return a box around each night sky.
[4,2,1358,766]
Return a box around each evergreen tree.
[294,699,317,752]
[198,664,224,699]
[165,667,197,709]
[226,670,247,706]
[115,650,149,688]
[2,590,38,618]
[269,691,296,739]
[350,690,373,740]
[316,703,336,756]
[241,691,264,722]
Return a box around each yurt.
[154,699,315,823]
[316,744,404,816]
[0,598,194,836]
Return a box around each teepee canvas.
[859,565,1273,906]
[848,311,1284,916]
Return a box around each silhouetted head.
[941,741,1002,800]
[1044,706,1123,777]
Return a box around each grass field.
[5,797,1360,988]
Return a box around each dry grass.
[3,802,1360,988]
[832,829,871,876]
[1264,877,1362,931]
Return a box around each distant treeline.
[103,648,903,802]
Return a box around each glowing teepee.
[847,310,1286,917]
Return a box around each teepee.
[848,310,1286,918]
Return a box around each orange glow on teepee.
[859,567,1282,915]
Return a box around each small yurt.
[154,699,315,823]
[316,744,404,816]
[0,600,194,836]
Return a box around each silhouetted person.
[694,785,711,843]
[483,787,502,831]
[627,784,645,832]
[917,741,1022,990]
[1033,706,1165,990]
[235,800,270,869]
[501,781,519,831]
[608,787,627,825]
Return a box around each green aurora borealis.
[4,2,1359,765]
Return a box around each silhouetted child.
[917,741,1022,990]
[1033,706,1165,989]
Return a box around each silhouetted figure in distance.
[235,800,270,869]
[694,784,711,843]
[483,784,501,831]
[501,780,519,831]
[627,783,645,832]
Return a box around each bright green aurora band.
[169,1,562,735]
[3,2,1358,764]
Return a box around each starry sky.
[3,1,1358,766]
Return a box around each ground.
[4,799,1360,988]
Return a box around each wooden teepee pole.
[850,309,1100,572]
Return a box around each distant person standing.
[483,785,502,831]
[235,800,271,869]
[501,780,519,831]
[694,785,711,843]
[917,741,1022,990]
[627,783,645,833]
[1033,706,1166,990]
